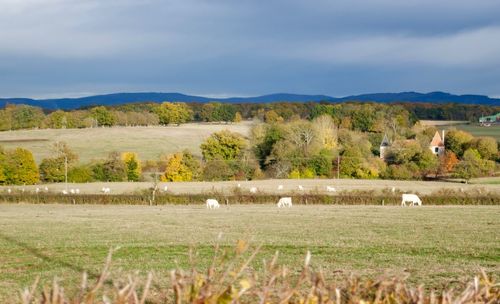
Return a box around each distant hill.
[1,91,499,110]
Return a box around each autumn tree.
[92,152,127,182]
[444,129,473,157]
[312,115,338,150]
[39,142,79,183]
[233,112,243,123]
[162,153,192,182]
[10,105,45,130]
[3,148,39,185]
[121,152,142,181]
[453,148,496,182]
[468,137,498,160]
[155,102,193,125]
[200,130,247,161]
[437,151,459,176]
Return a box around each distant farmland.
[0,122,253,163]
[421,120,500,141]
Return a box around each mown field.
[0,122,252,163]
[420,120,500,141]
[0,204,498,302]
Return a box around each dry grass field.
[2,178,499,195]
[0,122,253,163]
[0,204,498,302]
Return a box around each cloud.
[288,27,500,67]
[0,0,499,97]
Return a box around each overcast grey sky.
[1,0,499,98]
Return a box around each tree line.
[1,101,499,131]
[1,116,498,185]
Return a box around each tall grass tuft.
[19,241,499,303]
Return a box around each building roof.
[380,134,390,147]
[430,131,444,147]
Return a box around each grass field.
[0,204,498,301]
[0,122,253,163]
[418,120,500,141]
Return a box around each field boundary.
[1,192,499,205]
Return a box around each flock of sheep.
[2,183,423,207]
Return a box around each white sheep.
[163,186,168,192]
[277,185,283,190]
[277,197,292,208]
[391,187,396,193]
[75,189,80,194]
[70,189,75,194]
[35,187,40,193]
[298,185,304,191]
[401,194,422,206]
[7,188,11,194]
[249,187,257,193]
[44,186,49,192]
[206,198,220,209]
[101,187,111,194]
[326,186,336,192]
[62,190,68,195]
[237,183,241,188]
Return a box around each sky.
[1,0,499,99]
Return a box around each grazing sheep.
[44,186,49,192]
[298,185,304,191]
[101,187,111,194]
[75,189,80,194]
[326,186,336,192]
[62,190,68,195]
[277,197,292,208]
[277,185,283,190]
[35,188,40,193]
[391,187,396,193]
[70,189,75,194]
[206,199,220,209]
[7,188,11,194]
[401,194,422,206]
[249,187,257,193]
[163,186,168,192]
[237,183,241,188]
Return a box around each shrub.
[68,165,93,183]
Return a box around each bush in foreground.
[19,242,499,304]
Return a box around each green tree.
[91,106,116,127]
[415,149,439,178]
[68,165,93,183]
[202,158,234,181]
[10,105,45,130]
[45,110,68,129]
[92,152,127,181]
[0,147,6,184]
[121,152,142,181]
[200,130,247,161]
[39,158,65,182]
[154,102,193,125]
[387,140,422,164]
[212,103,236,122]
[4,148,39,185]
[453,148,496,182]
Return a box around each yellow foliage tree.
[162,153,192,182]
[121,152,142,181]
